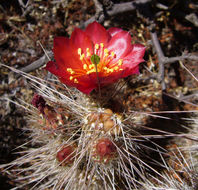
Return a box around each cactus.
[1,21,198,190]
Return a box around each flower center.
[66,43,123,84]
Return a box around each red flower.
[45,22,145,94]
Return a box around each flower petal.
[85,21,111,45]
[53,37,70,64]
[77,84,96,94]
[53,37,83,70]
[121,66,139,78]
[122,44,145,69]
[45,61,75,86]
[70,28,93,54]
[74,74,98,94]
[130,44,146,60]
[45,61,66,77]
[99,70,124,85]
[108,27,123,37]
[106,31,132,59]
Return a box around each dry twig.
[80,0,152,28]
[17,51,52,77]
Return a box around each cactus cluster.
[1,21,198,190]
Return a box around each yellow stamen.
[89,64,94,69]
[118,59,123,66]
[104,48,109,57]
[69,76,73,80]
[87,68,96,74]
[67,68,75,74]
[78,48,82,55]
[114,66,119,70]
[106,69,110,73]
[100,43,104,48]
[95,44,99,50]
[80,54,85,61]
[75,42,121,77]
[74,79,78,83]
[67,68,72,72]
[83,64,87,70]
[86,48,91,56]
[104,48,108,54]
[87,52,91,57]
[111,51,115,57]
